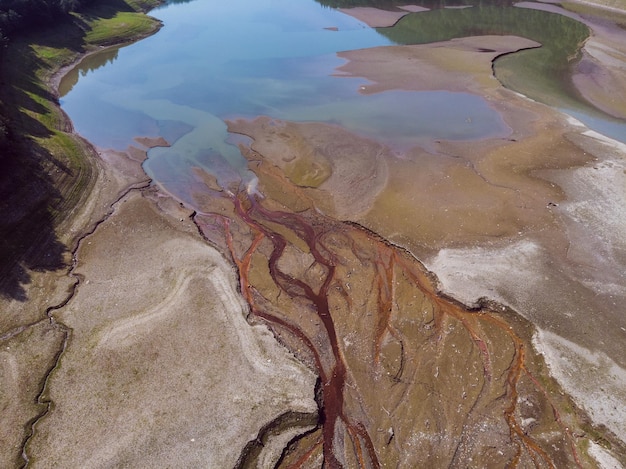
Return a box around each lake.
[60,0,624,205]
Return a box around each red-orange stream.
[232,194,379,468]
[195,188,583,468]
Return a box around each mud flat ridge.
[2,2,626,468]
[191,179,603,467]
[24,189,316,467]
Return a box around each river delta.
[2,0,626,467]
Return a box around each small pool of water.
[377,2,626,143]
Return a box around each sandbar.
[338,7,410,27]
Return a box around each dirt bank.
[25,188,316,467]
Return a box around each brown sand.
[338,7,410,27]
[572,13,626,119]
[516,0,626,119]
[228,116,389,219]
[228,33,626,457]
[336,36,540,95]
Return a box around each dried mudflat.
[1,139,317,467]
[2,3,626,468]
[25,189,316,467]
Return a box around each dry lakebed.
[1,1,626,468]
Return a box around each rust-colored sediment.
[194,180,589,467]
[210,32,626,465]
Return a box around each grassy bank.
[0,0,161,300]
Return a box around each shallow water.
[60,0,513,196]
[59,0,624,202]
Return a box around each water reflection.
[377,6,590,109]
[374,3,626,139]
[282,90,510,149]
[59,0,625,205]
[59,47,120,97]
[314,0,626,139]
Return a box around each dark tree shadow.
[0,0,186,301]
[79,0,136,21]
[0,21,91,301]
[0,134,69,301]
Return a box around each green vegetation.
[85,10,160,45]
[0,0,161,43]
[315,0,515,9]
[376,6,590,109]
[0,0,161,299]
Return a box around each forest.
[0,0,96,44]
[0,0,161,299]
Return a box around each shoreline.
[43,8,167,247]
[48,24,162,97]
[4,1,624,466]
[4,5,320,467]
[59,0,624,458]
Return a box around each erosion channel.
[12,0,626,467]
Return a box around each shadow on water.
[0,22,92,301]
[59,47,121,97]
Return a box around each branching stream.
[195,186,584,468]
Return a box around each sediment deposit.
[3,3,626,468]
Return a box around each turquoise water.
[60,0,625,204]
[59,0,512,200]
